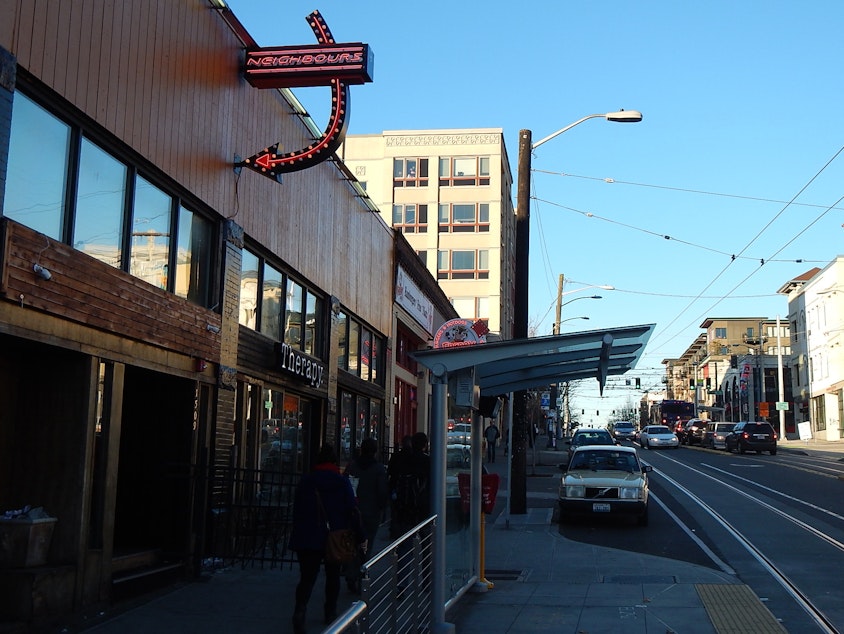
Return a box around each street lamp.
[559,316,589,326]
[511,111,642,514]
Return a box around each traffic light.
[635,378,641,389]
[689,378,694,389]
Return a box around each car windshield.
[648,426,671,434]
[573,433,613,446]
[717,424,736,432]
[615,423,634,429]
[569,451,636,472]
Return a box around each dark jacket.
[288,462,364,552]
[345,454,389,530]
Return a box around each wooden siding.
[0,0,393,336]
[0,218,220,361]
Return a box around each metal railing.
[324,517,435,634]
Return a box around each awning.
[411,323,655,395]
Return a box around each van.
[701,422,736,450]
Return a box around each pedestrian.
[387,435,413,538]
[289,444,366,634]
[388,432,431,538]
[343,437,389,593]
[484,422,501,463]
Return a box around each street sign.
[776,401,789,411]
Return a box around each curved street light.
[511,111,641,516]
[559,316,589,326]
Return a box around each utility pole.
[510,129,532,515]
[548,274,564,447]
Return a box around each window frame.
[393,157,429,188]
[438,156,491,187]
[437,249,490,280]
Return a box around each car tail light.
[773,431,778,440]
[742,432,750,439]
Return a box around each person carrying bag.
[289,444,365,634]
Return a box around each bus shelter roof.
[411,324,655,396]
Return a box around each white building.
[340,129,516,339]
[778,257,844,440]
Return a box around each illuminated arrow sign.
[239,10,373,181]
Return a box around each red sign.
[432,318,488,349]
[457,473,500,514]
[239,11,373,180]
[245,43,373,89]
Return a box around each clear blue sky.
[226,0,844,426]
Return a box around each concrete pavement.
[63,438,842,633]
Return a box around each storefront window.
[348,321,360,375]
[336,310,348,370]
[261,264,283,339]
[361,329,371,381]
[175,205,213,307]
[239,251,259,328]
[285,280,304,347]
[340,391,355,463]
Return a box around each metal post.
[428,371,454,634]
[470,409,487,591]
[776,316,786,438]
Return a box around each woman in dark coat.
[289,444,364,633]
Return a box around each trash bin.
[0,516,57,568]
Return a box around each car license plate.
[754,434,768,439]
[593,503,611,513]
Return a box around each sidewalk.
[68,438,842,633]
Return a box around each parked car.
[677,418,707,445]
[638,425,679,450]
[725,421,778,455]
[447,423,471,445]
[701,422,736,450]
[609,421,637,441]
[564,428,617,464]
[558,444,652,526]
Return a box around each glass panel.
[356,397,368,450]
[5,93,70,239]
[418,205,428,224]
[369,399,381,441]
[479,156,490,176]
[419,159,429,178]
[361,329,371,381]
[438,157,449,177]
[261,264,283,339]
[340,391,354,464]
[349,321,360,375]
[437,250,448,270]
[370,336,380,384]
[75,138,127,268]
[393,159,404,178]
[438,204,449,223]
[478,250,489,269]
[239,250,259,328]
[477,296,489,318]
[392,205,402,225]
[405,205,415,224]
[479,203,489,223]
[282,393,305,473]
[453,157,476,177]
[336,310,348,370]
[452,251,474,270]
[284,279,303,347]
[130,175,171,289]
[175,205,213,306]
[452,204,474,224]
[304,292,318,356]
[406,159,417,178]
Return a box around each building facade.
[340,129,516,340]
[779,259,844,440]
[0,1,411,625]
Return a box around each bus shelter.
[409,323,655,634]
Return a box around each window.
[74,139,127,268]
[336,310,386,387]
[438,203,490,232]
[437,249,489,280]
[392,204,428,233]
[438,156,491,187]
[131,176,172,289]
[393,158,428,187]
[715,327,727,339]
[6,90,217,308]
[239,248,324,355]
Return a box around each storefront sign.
[238,10,374,180]
[395,268,434,333]
[244,43,373,89]
[432,318,489,349]
[277,342,325,388]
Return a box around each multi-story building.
[340,129,516,340]
[779,259,844,440]
[661,318,794,434]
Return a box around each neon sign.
[239,11,374,181]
